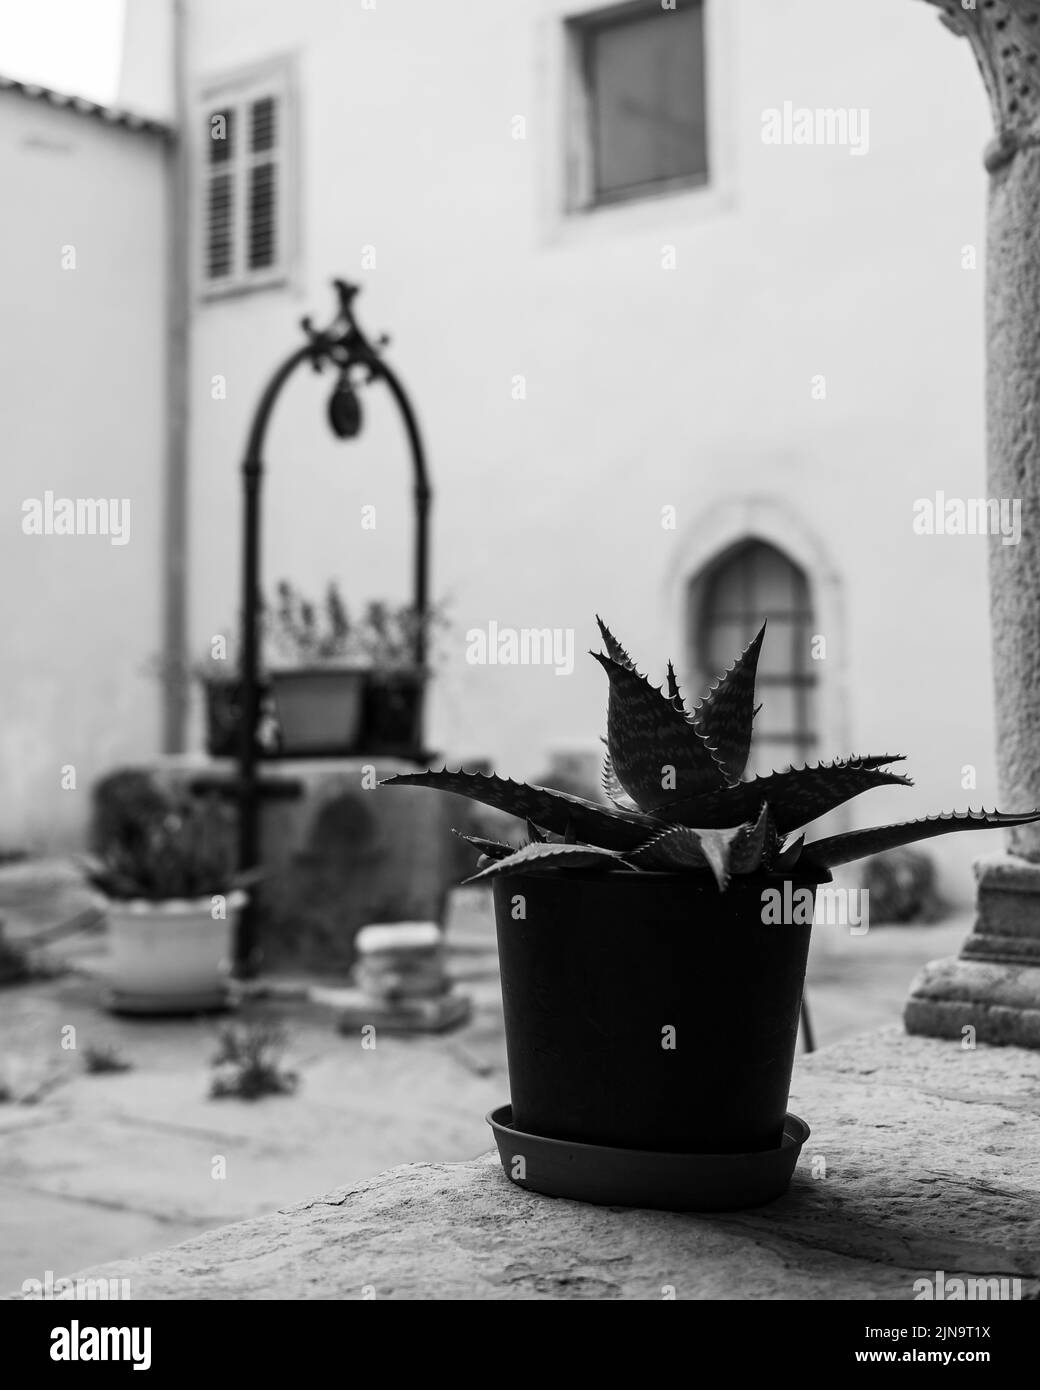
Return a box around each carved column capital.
[923,0,1040,169]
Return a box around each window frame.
[195,56,297,301]
[564,0,709,215]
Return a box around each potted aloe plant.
[83,795,251,1014]
[267,580,367,756]
[386,618,1040,1212]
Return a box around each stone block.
[354,921,447,1000]
[905,852,1040,1046]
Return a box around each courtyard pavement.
[0,869,969,1293]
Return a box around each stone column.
[906,0,1040,1046]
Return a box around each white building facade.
[8,0,1001,901]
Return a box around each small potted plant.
[196,641,278,759]
[387,618,1040,1212]
[83,795,251,1014]
[356,601,445,755]
[146,645,275,759]
[266,580,367,756]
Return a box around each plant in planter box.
[194,629,278,759]
[386,618,1040,1212]
[355,600,447,755]
[82,795,252,1015]
[146,645,275,759]
[266,580,368,756]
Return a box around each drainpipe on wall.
[162,0,191,751]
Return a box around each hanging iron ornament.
[328,372,363,439]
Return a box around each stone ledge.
[11,1030,1039,1301]
[906,957,1040,1047]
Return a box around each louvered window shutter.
[201,71,289,293]
[247,95,278,271]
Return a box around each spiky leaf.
[657,756,911,835]
[381,769,655,849]
[626,823,747,889]
[593,650,727,810]
[801,807,1040,870]
[775,833,805,869]
[463,840,627,884]
[692,623,766,783]
[595,615,635,670]
[628,805,774,885]
[666,660,683,707]
[730,803,774,874]
[452,830,514,861]
[602,755,640,813]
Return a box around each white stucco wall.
[0,90,168,851]
[178,0,995,902]
[118,0,177,123]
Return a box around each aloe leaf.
[774,833,805,869]
[657,756,912,835]
[692,623,766,783]
[730,803,774,874]
[627,823,745,890]
[593,651,728,810]
[627,826,712,872]
[595,615,636,670]
[666,660,683,707]
[602,755,640,813]
[452,830,515,861]
[382,769,655,849]
[526,820,549,844]
[463,840,628,884]
[801,807,1040,870]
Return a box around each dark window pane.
[704,620,747,673]
[589,3,707,200]
[248,162,277,269]
[694,540,817,777]
[206,172,233,279]
[251,96,277,153]
[208,106,234,164]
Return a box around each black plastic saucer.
[487,1105,810,1212]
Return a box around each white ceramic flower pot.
[105,891,245,1013]
[270,665,367,755]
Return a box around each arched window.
[690,540,817,777]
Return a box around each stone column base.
[905,852,1040,1048]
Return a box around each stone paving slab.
[21,1030,1038,1301]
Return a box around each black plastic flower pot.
[492,866,830,1156]
[361,670,426,756]
[203,678,271,759]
